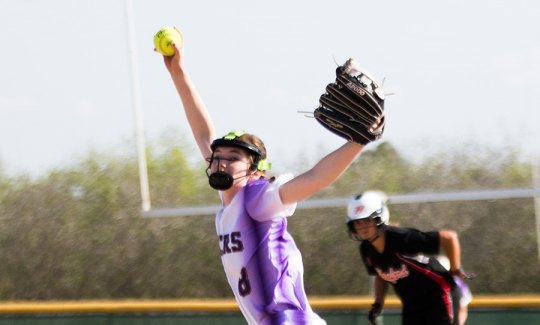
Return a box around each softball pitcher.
[160,33,385,324]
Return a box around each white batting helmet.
[346,190,390,227]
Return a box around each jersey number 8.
[238,267,251,297]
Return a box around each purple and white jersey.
[216,174,326,325]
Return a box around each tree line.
[0,134,537,300]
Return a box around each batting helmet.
[346,191,389,235]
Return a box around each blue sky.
[1,0,539,177]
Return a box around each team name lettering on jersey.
[219,231,244,256]
[375,264,410,284]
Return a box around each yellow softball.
[153,27,183,56]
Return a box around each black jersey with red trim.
[360,226,456,311]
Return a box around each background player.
[345,191,474,325]
[160,34,383,324]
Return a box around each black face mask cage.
[206,170,235,190]
[205,135,267,190]
[210,138,262,166]
[205,152,257,191]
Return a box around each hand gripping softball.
[314,58,386,145]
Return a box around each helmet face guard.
[206,170,235,190]
[210,131,271,171]
[206,131,271,190]
[210,138,262,165]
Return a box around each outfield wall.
[0,295,538,325]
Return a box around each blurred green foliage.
[0,136,538,300]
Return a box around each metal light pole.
[124,0,151,211]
